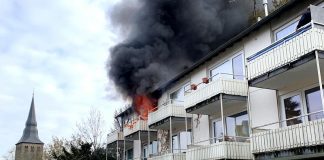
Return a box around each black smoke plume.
[108,0,254,98]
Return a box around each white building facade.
[107,0,324,159]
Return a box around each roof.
[17,95,44,145]
[115,105,134,118]
[153,0,299,93]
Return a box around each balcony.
[184,78,248,114]
[148,153,186,160]
[107,130,124,144]
[148,101,191,129]
[247,19,324,88]
[247,25,324,79]
[251,118,324,154]
[186,141,252,160]
[123,119,149,137]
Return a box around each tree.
[2,147,15,160]
[76,107,106,149]
[43,136,71,160]
[45,108,115,160]
[51,141,111,160]
[46,136,115,160]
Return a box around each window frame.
[273,16,301,42]
[171,131,192,153]
[304,87,324,121]
[209,60,232,81]
[226,111,249,138]
[232,53,245,80]
[280,84,324,127]
[169,81,191,103]
[209,51,245,81]
[280,91,305,127]
[212,118,223,143]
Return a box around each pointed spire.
[26,94,37,126]
[17,93,43,144]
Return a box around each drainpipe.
[263,0,269,16]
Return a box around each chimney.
[263,0,269,16]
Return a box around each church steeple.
[17,94,43,144]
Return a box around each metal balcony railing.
[247,24,324,80]
[148,151,186,160]
[184,74,248,109]
[186,137,252,160]
[107,130,124,144]
[148,100,191,126]
[251,110,324,153]
[123,119,149,137]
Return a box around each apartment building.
[147,83,192,160]
[107,0,324,159]
[247,3,324,160]
[107,106,158,160]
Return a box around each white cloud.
[0,0,125,156]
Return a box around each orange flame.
[134,95,157,120]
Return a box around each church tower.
[15,95,44,160]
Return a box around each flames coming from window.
[133,95,157,120]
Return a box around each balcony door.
[282,94,303,126]
[281,86,324,127]
[143,145,148,159]
[305,87,324,121]
[212,119,223,143]
[172,131,191,153]
[126,149,133,160]
[226,111,249,141]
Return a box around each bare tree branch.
[2,147,15,160]
[75,107,106,149]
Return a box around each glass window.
[151,141,158,154]
[172,135,179,153]
[232,53,244,80]
[179,131,191,152]
[305,87,324,121]
[170,88,184,103]
[210,60,232,81]
[148,141,158,156]
[143,145,148,158]
[235,113,249,137]
[226,111,249,139]
[184,84,191,95]
[212,120,223,143]
[170,82,190,103]
[275,21,299,41]
[127,149,133,160]
[210,52,245,81]
[226,117,236,137]
[283,94,303,126]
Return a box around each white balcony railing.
[123,119,149,137]
[186,142,252,160]
[184,78,248,109]
[148,153,186,160]
[148,101,191,126]
[247,26,324,80]
[252,117,324,153]
[107,130,124,144]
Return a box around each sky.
[0,0,125,156]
